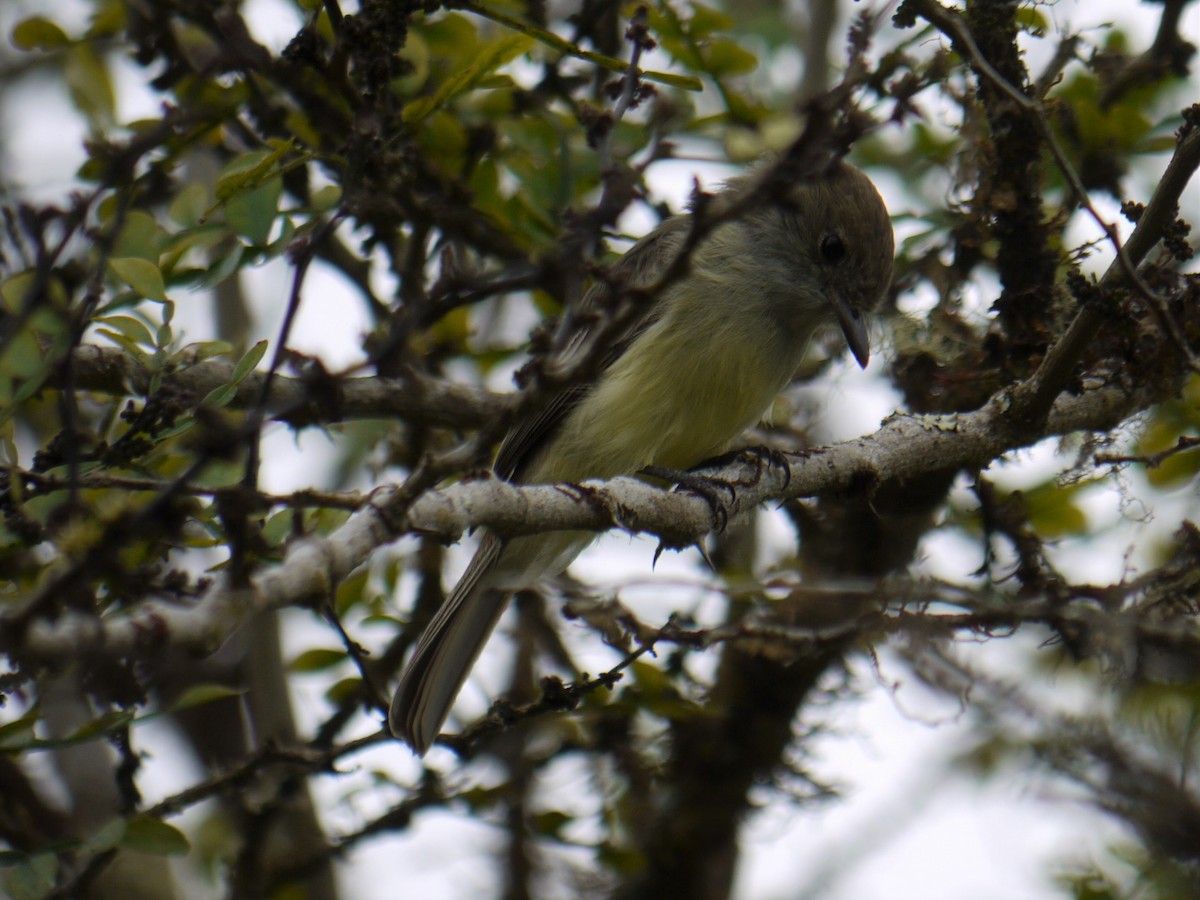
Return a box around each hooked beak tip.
[830,293,871,369]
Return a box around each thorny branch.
[904,0,1200,429]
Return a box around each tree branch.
[66,344,499,429]
[3,368,1165,666]
[1010,122,1200,426]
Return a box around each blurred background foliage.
[0,1,1199,898]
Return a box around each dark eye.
[820,232,846,263]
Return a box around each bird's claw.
[640,465,735,533]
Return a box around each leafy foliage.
[0,1,1198,898]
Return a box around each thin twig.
[1010,125,1200,426]
[1095,435,1200,470]
[910,0,1199,380]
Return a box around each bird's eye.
[820,232,846,263]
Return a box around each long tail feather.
[389,534,509,755]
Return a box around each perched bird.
[391,160,894,754]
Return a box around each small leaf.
[1015,6,1049,35]
[168,683,245,712]
[121,818,190,857]
[462,4,700,91]
[459,784,504,812]
[704,38,758,77]
[96,330,152,367]
[64,44,115,129]
[224,175,282,245]
[1,271,36,312]
[201,383,237,408]
[310,184,342,212]
[194,244,245,289]
[689,3,734,37]
[110,257,168,302]
[168,182,211,227]
[232,339,268,383]
[324,677,363,705]
[290,648,347,673]
[403,32,533,123]
[83,818,127,855]
[1,326,52,380]
[261,509,295,547]
[11,17,70,51]
[335,567,370,615]
[95,314,154,348]
[112,210,164,261]
[598,842,646,876]
[532,810,572,839]
[68,710,135,742]
[3,852,59,900]
[214,145,291,202]
[0,715,39,751]
[187,340,235,362]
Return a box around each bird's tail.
[389,535,508,755]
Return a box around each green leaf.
[224,175,283,245]
[110,257,168,302]
[67,709,135,742]
[403,32,533,123]
[1015,6,1049,36]
[201,383,237,408]
[214,144,292,202]
[290,648,347,673]
[232,339,268,383]
[194,243,245,289]
[325,676,363,705]
[96,330,152,366]
[1018,484,1089,539]
[310,184,343,212]
[88,2,127,39]
[3,853,59,900]
[260,214,297,259]
[459,784,505,812]
[112,210,164,261]
[11,17,70,51]
[419,12,480,59]
[168,182,211,228]
[0,714,39,751]
[704,38,758,77]
[95,314,154,348]
[459,1,701,91]
[335,567,370,615]
[531,810,572,839]
[1,326,51,380]
[167,683,245,712]
[121,818,191,857]
[630,660,699,720]
[689,3,734,37]
[1,271,36,312]
[64,44,115,129]
[419,110,469,176]
[597,842,646,876]
[83,818,127,855]
[187,340,235,362]
[261,509,295,547]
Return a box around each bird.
[390,159,894,754]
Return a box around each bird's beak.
[829,291,870,369]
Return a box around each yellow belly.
[531,301,797,483]
[495,283,806,585]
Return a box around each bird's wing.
[494,214,691,482]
